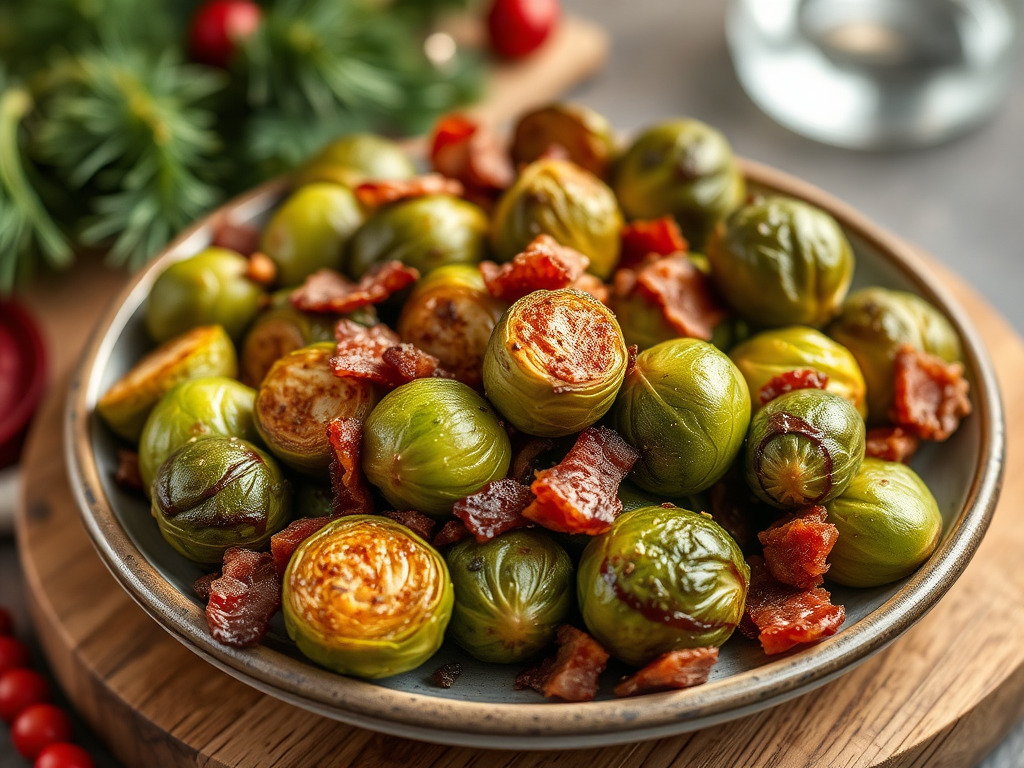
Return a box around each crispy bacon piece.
[381,343,454,383]
[431,663,463,689]
[212,218,261,256]
[206,548,281,648]
[891,345,971,441]
[522,426,639,535]
[514,656,556,693]
[430,113,514,203]
[432,519,471,548]
[383,510,437,542]
[865,426,921,464]
[626,344,639,376]
[270,517,332,576]
[759,369,829,406]
[509,436,555,485]
[246,252,277,286]
[479,235,591,302]
[292,262,419,315]
[355,174,464,208]
[619,217,688,270]
[330,319,403,386]
[758,506,837,590]
[114,449,144,492]
[194,572,220,603]
[613,648,719,697]
[571,272,610,304]
[541,625,610,702]
[453,478,534,542]
[327,417,374,516]
[741,556,845,655]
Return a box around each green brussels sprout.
[490,159,622,279]
[729,326,868,418]
[138,377,258,495]
[145,248,264,343]
[446,530,573,663]
[745,388,866,509]
[283,515,453,679]
[261,183,365,286]
[618,480,665,512]
[511,103,617,179]
[705,197,854,328]
[363,379,511,518]
[98,325,238,443]
[825,458,942,587]
[611,338,750,496]
[612,119,745,247]
[827,287,962,423]
[396,265,506,388]
[578,505,749,666]
[151,437,290,564]
[483,289,628,437]
[254,342,378,476]
[346,195,489,279]
[295,133,416,188]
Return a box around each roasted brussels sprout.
[98,325,238,442]
[611,338,750,496]
[446,530,573,663]
[827,287,962,423]
[490,159,622,279]
[826,459,942,587]
[511,103,617,178]
[362,379,511,517]
[729,326,868,418]
[396,265,506,387]
[151,437,290,564]
[346,195,489,279]
[295,133,416,188]
[138,377,258,494]
[483,289,628,437]
[145,248,264,343]
[282,515,453,678]
[261,183,364,286]
[577,505,749,666]
[745,388,865,509]
[612,119,745,247]
[705,197,854,328]
[254,342,378,476]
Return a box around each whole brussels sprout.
[295,133,416,188]
[612,119,745,247]
[705,197,854,328]
[611,338,750,496]
[483,289,628,437]
[745,388,865,509]
[618,480,666,512]
[363,379,511,517]
[138,377,258,494]
[396,265,506,388]
[145,248,264,343]
[827,287,962,423]
[578,505,749,666]
[261,183,364,286]
[151,437,290,564]
[825,458,942,587]
[254,342,378,476]
[283,515,453,679]
[511,103,617,179]
[490,159,622,279]
[446,530,573,663]
[729,326,868,418]
[346,195,489,279]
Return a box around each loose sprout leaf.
[433,519,471,548]
[355,174,463,207]
[757,506,838,590]
[540,625,610,702]
[891,345,971,441]
[327,417,375,516]
[330,319,403,386]
[613,648,719,697]
[453,478,534,542]
[619,216,688,270]
[759,369,829,406]
[293,263,419,315]
[479,234,590,302]
[381,343,454,383]
[382,510,437,543]
[206,547,281,648]
[865,426,921,464]
[271,517,332,576]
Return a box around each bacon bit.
[246,251,277,286]
[212,219,261,256]
[758,506,838,590]
[381,343,454,384]
[430,113,514,202]
[522,426,639,535]
[626,344,639,376]
[619,217,689,270]
[330,319,403,386]
[613,648,719,697]
[514,656,556,693]
[865,426,921,464]
[292,262,419,315]
[479,235,591,302]
[382,510,437,542]
[206,548,281,648]
[509,436,555,485]
[534,143,572,163]
[759,369,830,406]
[571,272,610,304]
[327,417,375,516]
[433,519,471,548]
[431,113,477,161]
[114,449,144,492]
[270,517,332,576]
[194,572,220,603]
[623,255,729,341]
[891,345,971,441]
[540,625,610,702]
[431,662,463,689]
[355,174,464,208]
[741,556,845,655]
[453,478,535,542]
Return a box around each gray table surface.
[2,1,1023,765]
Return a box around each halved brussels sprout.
[261,183,365,287]
[145,248,264,343]
[346,195,489,279]
[446,530,573,663]
[729,326,868,418]
[705,197,854,328]
[295,133,416,188]
[826,458,942,587]
[98,325,238,442]
[745,388,865,509]
[483,289,628,437]
[612,119,745,247]
[490,159,622,279]
[283,515,453,679]
[254,342,378,476]
[578,505,749,666]
[511,103,617,178]
[611,338,750,496]
[151,437,290,564]
[362,378,511,517]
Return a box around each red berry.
[0,607,13,635]
[0,668,50,722]
[0,635,30,675]
[11,704,73,759]
[189,0,262,68]
[35,743,95,768]
[487,0,560,59]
